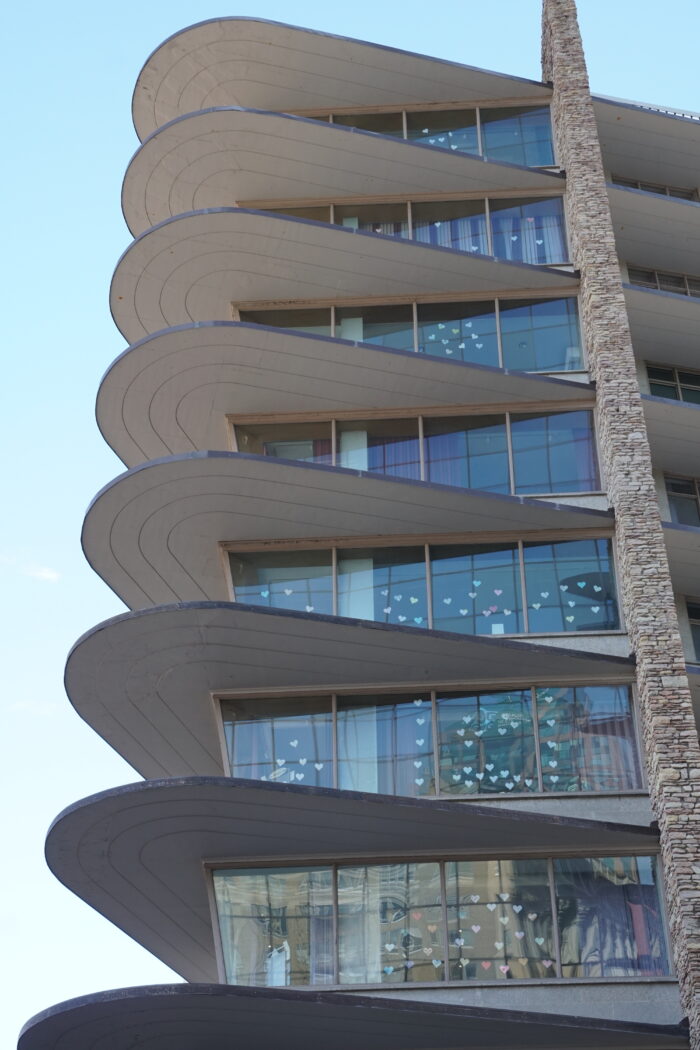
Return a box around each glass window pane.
[681,386,700,405]
[332,112,404,136]
[481,106,555,167]
[691,621,700,661]
[510,410,599,494]
[628,268,658,289]
[523,538,619,633]
[423,415,509,493]
[337,693,433,797]
[416,301,499,365]
[446,859,554,979]
[648,382,680,400]
[229,550,333,615]
[239,307,332,338]
[334,202,409,238]
[336,418,420,480]
[436,690,536,795]
[222,696,333,787]
[554,856,669,977]
[678,371,700,388]
[338,863,444,984]
[235,422,333,465]
[335,304,414,350]
[666,477,700,526]
[536,685,641,792]
[687,279,700,298]
[490,197,567,265]
[264,206,331,223]
[214,867,335,986]
[430,543,523,636]
[412,200,488,254]
[657,273,686,294]
[337,547,427,627]
[647,365,675,382]
[500,297,582,372]
[405,109,479,155]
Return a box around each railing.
[595,93,700,123]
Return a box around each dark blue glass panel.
[416,301,499,365]
[406,109,479,155]
[337,547,427,627]
[229,550,333,615]
[337,419,420,481]
[500,297,582,372]
[423,416,509,493]
[523,538,619,633]
[510,410,598,493]
[481,106,555,166]
[430,544,523,635]
[412,200,488,254]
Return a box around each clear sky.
[2,0,698,1045]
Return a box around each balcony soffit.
[46,776,655,983]
[81,452,612,609]
[65,601,634,781]
[97,322,595,468]
[132,17,552,142]
[643,394,700,477]
[662,521,700,597]
[625,285,700,370]
[110,209,579,344]
[122,107,564,237]
[608,186,700,276]
[594,97,700,190]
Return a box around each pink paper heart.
[499,965,510,974]
[481,961,492,970]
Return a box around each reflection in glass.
[222,696,333,788]
[430,544,523,636]
[332,112,404,136]
[335,304,414,350]
[336,419,420,480]
[214,867,334,986]
[510,410,598,493]
[423,416,509,493]
[523,539,618,633]
[412,200,488,254]
[665,476,700,526]
[500,297,582,372]
[230,550,333,616]
[337,694,433,797]
[555,856,668,977]
[481,107,555,167]
[337,547,427,627]
[334,202,409,237]
[338,863,444,984]
[535,686,641,792]
[238,307,332,338]
[416,302,498,365]
[490,197,567,264]
[437,690,536,796]
[235,421,332,465]
[446,859,554,979]
[406,110,479,155]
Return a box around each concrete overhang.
[81,452,612,609]
[643,394,700,477]
[608,186,700,275]
[64,601,634,780]
[110,209,579,344]
[663,522,700,597]
[97,322,595,468]
[123,107,564,236]
[133,17,552,142]
[46,776,657,983]
[625,285,700,370]
[594,96,700,189]
[19,983,688,1050]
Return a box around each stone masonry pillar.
[542,0,700,1040]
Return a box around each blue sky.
[2,0,698,1044]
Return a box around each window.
[222,684,641,798]
[647,365,700,404]
[665,476,700,526]
[629,267,700,298]
[611,175,698,202]
[237,295,584,373]
[489,197,567,265]
[234,409,598,496]
[411,199,488,254]
[213,854,669,986]
[480,106,555,167]
[686,601,700,661]
[229,538,620,636]
[405,109,479,154]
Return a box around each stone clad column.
[542,0,700,1039]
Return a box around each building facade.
[19,2,700,1047]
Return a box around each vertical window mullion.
[484,198,493,256]
[518,540,530,633]
[546,857,564,978]
[332,864,340,984]
[430,689,439,797]
[412,301,419,353]
[475,106,484,157]
[330,304,336,338]
[329,203,335,225]
[331,419,337,467]
[494,298,504,368]
[407,200,414,240]
[332,548,338,616]
[402,110,408,140]
[425,543,434,629]
[418,415,426,481]
[532,685,545,791]
[505,411,516,495]
[439,861,451,982]
[332,693,338,789]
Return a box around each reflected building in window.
[21,6,700,1050]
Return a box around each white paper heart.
[486,903,497,912]
[314,763,324,771]
[290,740,299,748]
[284,588,293,596]
[299,758,307,766]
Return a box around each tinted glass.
[406,109,479,154]
[412,200,488,254]
[235,422,332,465]
[430,543,523,635]
[500,297,582,372]
[416,301,498,365]
[523,538,619,632]
[336,418,420,480]
[335,202,409,238]
[335,304,414,350]
[332,112,404,136]
[490,197,567,264]
[510,410,598,493]
[481,106,555,166]
[337,547,427,627]
[336,693,433,796]
[423,415,509,493]
[239,307,332,338]
[229,550,333,615]
[222,696,333,787]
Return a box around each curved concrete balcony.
[97,322,595,467]
[81,452,612,608]
[123,107,564,236]
[608,187,700,275]
[64,601,633,780]
[643,394,700,476]
[19,983,688,1050]
[595,96,700,192]
[110,209,578,344]
[133,18,552,142]
[625,285,700,370]
[46,776,656,983]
